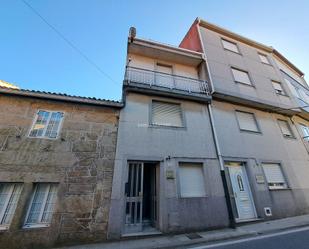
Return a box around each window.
[0,183,22,230]
[284,79,301,99]
[222,39,240,54]
[236,111,260,132]
[258,53,270,65]
[272,81,286,95]
[151,101,183,127]
[179,163,206,197]
[231,68,252,85]
[262,163,287,190]
[29,110,64,139]
[24,183,58,228]
[278,120,294,138]
[300,124,309,141]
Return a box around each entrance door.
[124,162,158,234]
[226,162,256,221]
[125,162,143,233]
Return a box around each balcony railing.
[125,67,210,96]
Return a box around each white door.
[227,162,256,221]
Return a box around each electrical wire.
[20,0,119,86]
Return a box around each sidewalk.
[54,214,309,249]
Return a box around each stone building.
[0,86,122,249]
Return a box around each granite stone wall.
[0,94,120,249]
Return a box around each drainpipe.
[207,104,236,229]
[196,18,236,228]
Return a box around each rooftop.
[0,84,123,108]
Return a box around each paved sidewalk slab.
[54,214,309,249]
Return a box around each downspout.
[196,18,236,228]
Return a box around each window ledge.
[179,195,208,199]
[0,226,9,231]
[283,135,296,140]
[27,136,58,140]
[269,187,291,191]
[239,129,262,135]
[149,124,186,130]
[234,81,255,88]
[23,224,50,229]
[261,62,272,66]
[224,48,242,56]
[276,93,289,97]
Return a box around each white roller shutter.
[258,54,270,64]
[278,120,293,137]
[179,163,206,198]
[236,111,259,132]
[222,39,239,53]
[231,68,252,85]
[152,101,183,127]
[262,163,287,189]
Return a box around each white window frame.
[0,183,23,230]
[235,110,260,133]
[28,110,64,139]
[258,53,271,65]
[262,163,288,190]
[221,38,240,54]
[231,67,253,86]
[277,119,294,138]
[23,183,58,229]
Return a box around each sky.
[1,0,308,101]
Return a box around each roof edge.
[130,37,204,58]
[197,18,304,77]
[0,87,123,108]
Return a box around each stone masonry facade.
[0,94,120,249]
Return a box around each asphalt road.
[186,227,309,249]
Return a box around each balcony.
[124,67,211,102]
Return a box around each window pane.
[1,184,22,225]
[259,54,270,64]
[236,111,259,132]
[222,39,239,53]
[232,68,251,85]
[179,163,206,197]
[152,101,183,127]
[41,185,57,223]
[262,163,287,189]
[284,79,301,98]
[278,120,293,137]
[301,125,309,141]
[29,111,50,137]
[25,183,58,226]
[45,112,63,138]
[26,184,48,224]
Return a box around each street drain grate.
[186,233,203,240]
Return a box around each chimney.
[129,27,136,42]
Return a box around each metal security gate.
[125,162,144,233]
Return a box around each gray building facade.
[180,18,309,223]
[108,37,229,238]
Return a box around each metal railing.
[125,67,210,96]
